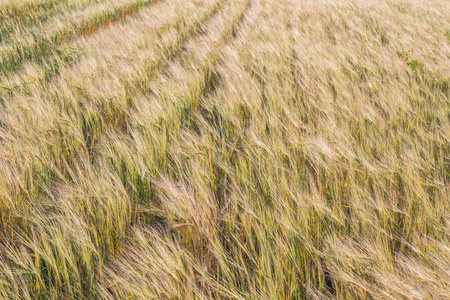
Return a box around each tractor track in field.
[106,0,259,227]
[98,1,263,296]
[127,0,253,121]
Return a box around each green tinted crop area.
[0,0,449,299]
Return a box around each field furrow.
[97,0,251,204]
[96,1,265,298]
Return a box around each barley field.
[0,0,449,299]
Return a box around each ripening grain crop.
[0,0,449,299]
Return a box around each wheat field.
[0,0,449,298]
